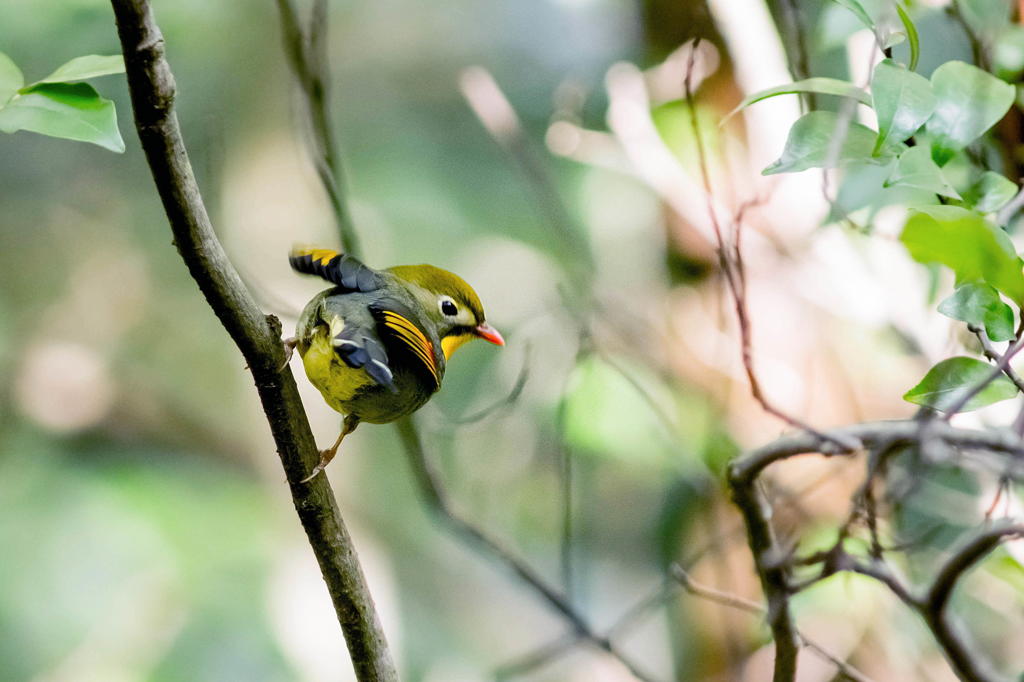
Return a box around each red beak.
[474,322,505,346]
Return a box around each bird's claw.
[279,337,298,372]
[299,448,336,484]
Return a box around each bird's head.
[389,264,504,358]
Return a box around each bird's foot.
[278,337,298,372]
[300,415,358,483]
[299,447,337,483]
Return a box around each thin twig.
[449,342,532,425]
[110,2,395,678]
[944,322,1024,419]
[682,38,859,453]
[395,417,657,682]
[971,325,1024,394]
[798,634,875,682]
[670,565,763,614]
[670,566,876,682]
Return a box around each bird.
[284,246,504,482]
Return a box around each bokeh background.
[3,0,1023,680]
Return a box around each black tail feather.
[289,247,384,293]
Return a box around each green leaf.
[871,59,934,152]
[901,206,1024,303]
[831,0,875,32]
[963,171,1018,213]
[926,61,1015,165]
[893,3,920,71]
[886,146,959,198]
[726,78,871,121]
[32,55,125,86]
[763,111,879,176]
[903,356,1018,412]
[938,283,1016,341]
[0,82,124,153]
[0,52,24,106]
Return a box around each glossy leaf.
[727,78,871,121]
[962,171,1018,213]
[763,111,878,176]
[0,82,124,152]
[938,283,1015,342]
[0,52,23,106]
[886,146,959,198]
[33,54,125,86]
[926,61,1015,165]
[900,206,1024,303]
[903,356,1018,412]
[871,60,934,152]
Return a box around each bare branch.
[728,448,800,681]
[394,418,656,682]
[728,420,1024,486]
[670,565,764,615]
[731,420,1024,682]
[922,522,1024,682]
[670,566,877,682]
[110,2,395,678]
[797,634,875,682]
[682,39,860,453]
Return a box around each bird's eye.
[440,299,458,316]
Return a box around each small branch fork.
[110,2,395,679]
[727,419,1024,682]
[944,319,1024,420]
[971,325,1024,395]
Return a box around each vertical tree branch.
[727,460,800,682]
[110,2,395,678]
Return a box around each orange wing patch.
[380,311,440,387]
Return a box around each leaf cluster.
[736,1,1024,414]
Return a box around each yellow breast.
[300,330,374,414]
